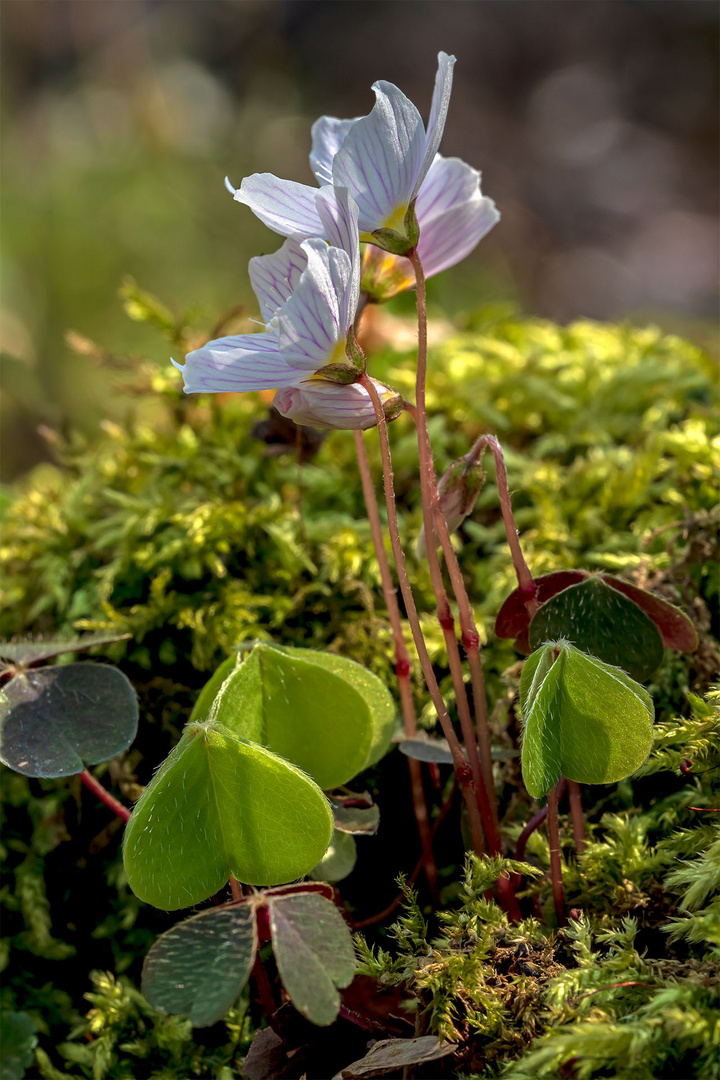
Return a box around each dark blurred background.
[1,0,718,479]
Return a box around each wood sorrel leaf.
[0,632,131,667]
[599,574,699,652]
[142,903,257,1027]
[519,641,654,798]
[309,829,357,883]
[528,577,665,681]
[123,720,333,909]
[280,647,396,767]
[268,892,356,1025]
[209,645,377,790]
[331,792,380,835]
[0,663,139,778]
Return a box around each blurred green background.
[1,0,718,479]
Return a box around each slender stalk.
[470,434,538,615]
[80,770,131,823]
[546,782,566,926]
[357,373,486,858]
[406,252,500,843]
[229,874,243,901]
[353,429,438,895]
[567,780,587,854]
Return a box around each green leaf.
[123,721,333,908]
[210,644,376,790]
[188,653,238,724]
[528,577,665,681]
[280,647,396,767]
[142,903,257,1026]
[268,892,356,1025]
[0,663,139,778]
[0,1011,37,1080]
[309,830,357,883]
[519,641,654,798]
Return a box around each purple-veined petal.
[249,239,308,323]
[414,155,499,277]
[332,82,425,233]
[273,377,401,431]
[315,186,360,329]
[234,174,325,238]
[417,197,499,279]
[309,116,359,186]
[413,52,456,197]
[276,239,352,369]
[174,333,301,394]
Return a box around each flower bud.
[274,377,402,431]
[417,455,485,558]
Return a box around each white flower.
[274,377,402,430]
[173,187,399,431]
[230,52,498,273]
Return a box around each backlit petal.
[274,377,400,430]
[413,52,456,197]
[249,239,308,323]
[411,155,500,277]
[315,186,360,329]
[310,115,359,185]
[175,333,300,393]
[332,82,425,233]
[276,238,351,369]
[234,174,324,238]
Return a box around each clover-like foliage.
[123,720,333,908]
[519,640,654,798]
[142,886,355,1027]
[0,662,138,778]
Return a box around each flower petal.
[274,377,400,430]
[234,174,325,238]
[175,333,301,393]
[413,52,456,197]
[309,115,359,186]
[315,186,360,330]
[415,155,499,277]
[332,82,425,233]
[249,239,308,323]
[276,238,352,369]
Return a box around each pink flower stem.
[546,781,566,926]
[353,429,439,896]
[408,250,521,919]
[470,434,538,616]
[566,779,587,854]
[358,373,487,859]
[80,769,131,823]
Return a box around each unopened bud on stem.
[417,453,485,558]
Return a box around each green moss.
[1,308,718,1077]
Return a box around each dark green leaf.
[142,903,257,1027]
[0,1011,37,1080]
[269,892,356,1025]
[519,641,654,798]
[0,663,139,778]
[600,575,699,652]
[123,720,333,908]
[528,577,665,681]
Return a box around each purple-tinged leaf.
[142,903,257,1027]
[269,892,356,1026]
[0,663,138,778]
